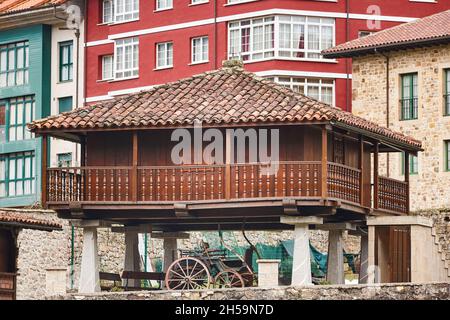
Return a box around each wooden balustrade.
[45,162,409,214]
[377,176,409,214]
[0,272,16,300]
[327,162,361,204]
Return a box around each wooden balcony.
[45,161,409,215]
[0,272,16,300]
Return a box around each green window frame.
[0,41,29,88]
[4,96,35,142]
[58,96,73,113]
[401,152,418,175]
[445,69,450,116]
[57,153,73,167]
[400,73,418,120]
[445,141,450,172]
[0,151,35,198]
[59,41,73,82]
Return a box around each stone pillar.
[79,227,100,293]
[326,229,345,284]
[257,260,281,287]
[281,216,323,286]
[359,232,369,284]
[163,238,178,273]
[123,230,141,288]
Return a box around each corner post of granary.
[41,133,48,208]
[73,220,107,293]
[321,125,328,199]
[123,227,142,287]
[359,135,364,205]
[373,141,379,209]
[404,151,410,214]
[152,232,190,272]
[281,216,323,286]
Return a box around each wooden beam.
[359,135,364,206]
[373,142,379,209]
[41,134,48,208]
[225,129,232,200]
[321,126,328,198]
[404,151,410,214]
[131,131,138,202]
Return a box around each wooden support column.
[321,126,328,199]
[225,129,232,200]
[404,152,410,214]
[132,131,138,202]
[359,136,364,205]
[41,134,48,208]
[373,142,379,209]
[80,136,86,167]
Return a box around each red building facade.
[84,0,450,111]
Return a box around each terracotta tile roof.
[323,10,450,58]
[0,209,62,231]
[28,65,422,150]
[0,0,66,14]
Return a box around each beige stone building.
[323,10,450,211]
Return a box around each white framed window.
[270,76,335,105]
[103,0,114,23]
[191,0,208,4]
[229,17,275,61]
[228,15,335,62]
[191,36,209,64]
[114,0,139,22]
[102,55,114,80]
[114,37,139,79]
[156,0,173,10]
[156,42,173,69]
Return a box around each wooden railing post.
[404,151,410,214]
[359,136,364,205]
[373,142,379,209]
[41,134,48,208]
[225,129,232,199]
[132,132,138,202]
[321,126,328,199]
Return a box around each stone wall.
[351,43,450,211]
[15,210,361,299]
[53,282,450,300]
[415,208,450,261]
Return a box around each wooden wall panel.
[86,132,132,166]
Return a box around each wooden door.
[389,226,411,283]
[0,229,16,300]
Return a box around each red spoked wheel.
[165,257,212,290]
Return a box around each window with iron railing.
[400,73,418,120]
[445,69,450,116]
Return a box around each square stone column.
[358,232,369,284]
[79,227,100,293]
[151,232,189,272]
[257,259,281,287]
[123,229,141,288]
[281,216,323,286]
[326,230,345,284]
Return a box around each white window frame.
[114,0,139,23]
[156,0,173,11]
[114,37,139,79]
[102,55,114,80]
[102,0,114,23]
[228,15,335,63]
[271,76,335,106]
[191,36,209,64]
[156,42,173,69]
[190,0,209,5]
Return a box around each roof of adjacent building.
[322,10,450,58]
[0,209,62,231]
[28,64,422,150]
[0,0,65,15]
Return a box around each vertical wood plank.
[41,134,48,208]
[373,142,379,209]
[404,152,410,215]
[321,126,328,198]
[359,136,364,205]
[225,130,232,199]
[132,132,138,202]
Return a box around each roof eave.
[322,36,450,59]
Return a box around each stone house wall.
[351,43,450,210]
[15,210,360,299]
